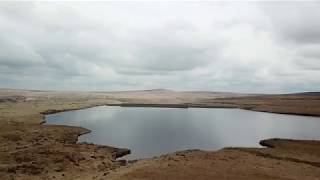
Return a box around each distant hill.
[289,92,320,96]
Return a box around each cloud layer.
[0,2,319,93]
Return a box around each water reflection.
[46,106,320,159]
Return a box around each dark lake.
[45,106,320,160]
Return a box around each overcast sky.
[0,1,319,93]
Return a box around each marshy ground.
[1,89,320,179]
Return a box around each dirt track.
[1,89,320,179]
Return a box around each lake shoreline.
[45,106,320,160]
[1,89,320,179]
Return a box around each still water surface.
[46,106,320,159]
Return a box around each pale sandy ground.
[0,89,320,179]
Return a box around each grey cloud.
[261,2,320,44]
[299,45,320,59]
[295,59,320,71]
[115,68,173,76]
[0,37,44,68]
[0,2,319,93]
[137,46,213,71]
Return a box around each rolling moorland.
[0,89,320,179]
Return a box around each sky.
[0,1,319,93]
